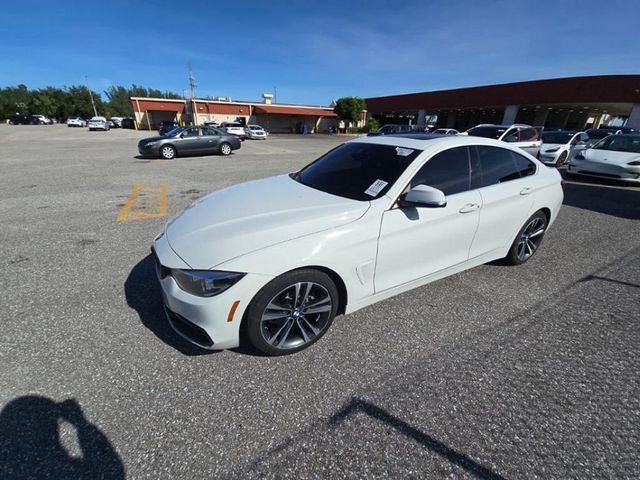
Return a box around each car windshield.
[593,135,640,153]
[292,142,422,201]
[466,126,506,139]
[541,132,575,144]
[163,127,184,136]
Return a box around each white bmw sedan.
[567,134,640,183]
[152,135,563,355]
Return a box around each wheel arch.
[538,207,551,224]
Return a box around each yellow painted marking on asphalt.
[117,182,167,222]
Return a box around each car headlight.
[170,269,245,297]
[627,160,640,166]
[144,141,157,147]
[545,147,560,153]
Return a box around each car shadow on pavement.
[562,177,640,220]
[124,254,215,356]
[0,396,125,480]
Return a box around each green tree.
[0,84,30,119]
[66,85,105,118]
[333,97,366,129]
[104,86,133,116]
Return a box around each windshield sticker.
[365,179,389,197]
[395,147,414,157]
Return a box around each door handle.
[459,203,480,213]
[520,187,533,195]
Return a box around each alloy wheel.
[220,143,232,155]
[161,146,175,159]
[260,282,332,350]
[516,217,546,261]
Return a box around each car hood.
[166,174,370,268]
[139,135,166,143]
[540,143,564,150]
[584,149,640,165]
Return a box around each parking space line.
[117,182,167,222]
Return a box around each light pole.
[85,76,98,117]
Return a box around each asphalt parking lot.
[1,124,639,479]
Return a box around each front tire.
[504,211,548,266]
[245,269,339,356]
[219,142,232,156]
[160,144,176,159]
[555,151,567,167]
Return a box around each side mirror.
[400,185,446,208]
[504,135,519,143]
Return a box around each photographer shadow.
[0,396,125,480]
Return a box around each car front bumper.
[538,150,562,165]
[152,233,272,350]
[138,143,158,155]
[567,160,640,183]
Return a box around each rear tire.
[219,142,232,156]
[160,144,176,159]
[245,269,339,356]
[504,211,548,266]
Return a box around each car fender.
[213,209,383,308]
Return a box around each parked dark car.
[138,126,241,159]
[158,120,180,135]
[597,126,637,134]
[121,118,135,129]
[9,115,35,125]
[367,124,414,136]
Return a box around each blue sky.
[2,0,639,105]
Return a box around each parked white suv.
[246,124,267,140]
[464,124,543,157]
[88,116,110,131]
[221,122,246,140]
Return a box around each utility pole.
[85,76,98,117]
[273,86,277,104]
[188,64,197,100]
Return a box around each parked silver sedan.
[138,126,241,159]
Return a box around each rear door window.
[519,128,540,142]
[475,146,535,187]
[182,127,200,137]
[202,127,219,136]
